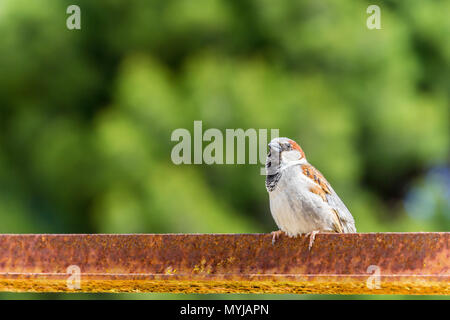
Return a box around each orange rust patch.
[0,233,448,294]
[0,277,448,295]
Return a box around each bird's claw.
[307,230,320,250]
[271,230,284,245]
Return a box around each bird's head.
[266,137,306,174]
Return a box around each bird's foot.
[271,230,284,245]
[306,230,320,250]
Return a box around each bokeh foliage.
[0,0,449,298]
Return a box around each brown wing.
[302,164,331,194]
[302,164,356,233]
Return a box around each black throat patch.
[265,158,281,192]
[265,172,281,192]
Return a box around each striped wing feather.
[301,164,356,233]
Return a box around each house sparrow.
[265,137,356,249]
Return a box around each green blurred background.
[0,0,449,299]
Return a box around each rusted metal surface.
[0,233,448,294]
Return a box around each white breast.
[269,165,335,236]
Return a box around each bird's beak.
[268,142,281,152]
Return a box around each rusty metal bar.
[0,233,448,294]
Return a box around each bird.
[265,137,356,249]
